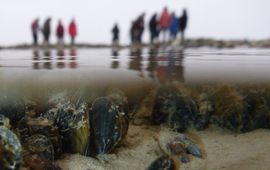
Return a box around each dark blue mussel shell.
[88,97,129,155]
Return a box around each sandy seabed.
[56,125,270,170]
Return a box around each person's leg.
[33,33,37,45]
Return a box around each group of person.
[111,7,188,46]
[31,18,77,46]
[149,7,188,44]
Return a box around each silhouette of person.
[112,23,120,45]
[56,20,65,45]
[31,18,39,45]
[68,19,77,46]
[149,13,159,43]
[179,9,188,46]
[169,12,179,40]
[132,13,145,45]
[42,18,51,45]
[159,7,171,42]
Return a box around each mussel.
[88,91,129,155]
[0,126,22,170]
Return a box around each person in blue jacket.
[169,12,179,40]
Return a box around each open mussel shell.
[42,99,89,154]
[147,156,179,170]
[25,134,55,161]
[158,131,203,163]
[0,126,22,170]
[0,94,25,125]
[88,96,129,155]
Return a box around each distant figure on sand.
[149,13,159,43]
[68,19,77,45]
[56,20,65,45]
[111,23,120,45]
[131,13,145,44]
[159,7,171,42]
[42,18,51,44]
[31,18,39,45]
[179,9,188,46]
[169,12,179,40]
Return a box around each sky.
[0,0,269,45]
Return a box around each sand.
[57,125,270,170]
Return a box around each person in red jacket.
[68,19,77,45]
[31,18,39,45]
[56,20,65,45]
[159,7,171,42]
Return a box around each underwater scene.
[1,47,270,170]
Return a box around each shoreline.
[1,38,270,50]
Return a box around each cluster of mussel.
[151,85,270,133]
[0,90,129,170]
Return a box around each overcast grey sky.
[0,0,269,45]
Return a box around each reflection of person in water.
[147,48,158,80]
[43,49,52,69]
[69,48,78,69]
[152,50,185,83]
[129,49,143,77]
[56,48,65,69]
[32,49,40,69]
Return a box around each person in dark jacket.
[31,18,39,45]
[134,13,145,44]
[112,23,120,45]
[179,9,188,45]
[149,13,159,43]
[42,18,51,44]
[56,20,65,45]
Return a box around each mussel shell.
[42,100,89,154]
[158,131,203,162]
[0,126,22,170]
[147,156,178,170]
[88,97,128,155]
[0,94,25,125]
[16,117,62,159]
[25,134,55,161]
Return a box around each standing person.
[134,13,145,44]
[130,21,136,44]
[42,18,51,44]
[138,13,145,44]
[68,19,77,46]
[111,23,120,45]
[159,7,171,42]
[56,20,65,45]
[169,12,179,40]
[179,9,188,46]
[31,18,39,45]
[149,13,159,43]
